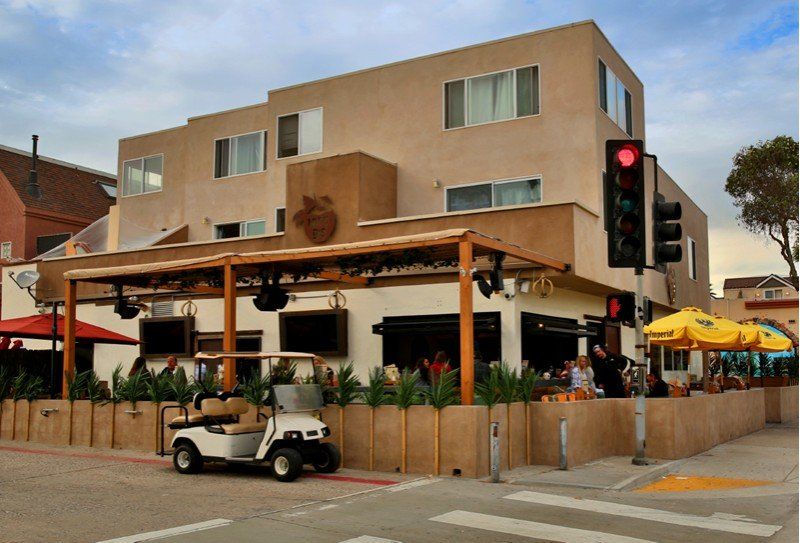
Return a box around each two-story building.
[711,274,798,341]
[3,21,709,385]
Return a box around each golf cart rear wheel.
[271,448,303,482]
[312,442,341,473]
[173,443,203,474]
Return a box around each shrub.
[146,370,173,404]
[169,367,194,406]
[11,371,29,402]
[272,359,297,385]
[517,368,540,404]
[0,366,11,401]
[393,369,420,409]
[65,370,87,402]
[497,363,519,404]
[241,372,272,410]
[22,374,45,402]
[361,366,388,408]
[82,370,105,403]
[114,366,150,408]
[475,365,501,408]
[334,362,360,407]
[425,368,459,410]
[192,371,218,394]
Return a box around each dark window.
[624,89,633,136]
[280,309,347,356]
[214,223,241,239]
[515,66,539,116]
[445,80,465,129]
[446,183,492,211]
[139,316,194,358]
[214,138,230,178]
[36,232,71,255]
[276,208,286,233]
[598,60,607,112]
[277,114,299,158]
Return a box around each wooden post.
[458,241,475,405]
[525,403,531,465]
[223,263,237,392]
[339,405,345,467]
[400,408,407,474]
[62,279,77,396]
[369,407,375,471]
[434,409,441,476]
[88,403,94,447]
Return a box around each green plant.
[65,370,87,402]
[241,372,272,409]
[11,371,29,402]
[475,365,501,408]
[192,371,218,394]
[361,366,388,408]
[272,359,298,385]
[82,370,105,403]
[115,368,150,408]
[757,352,771,377]
[170,367,194,406]
[497,363,520,404]
[425,368,459,409]
[0,366,12,401]
[107,364,124,404]
[22,374,44,402]
[334,362,360,407]
[393,369,421,409]
[517,368,540,404]
[146,370,173,403]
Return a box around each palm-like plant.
[517,368,540,465]
[393,369,420,474]
[362,366,387,471]
[497,363,520,404]
[146,370,172,404]
[425,368,459,409]
[170,367,194,406]
[475,365,501,409]
[22,375,44,402]
[272,359,298,385]
[241,372,272,415]
[83,370,105,403]
[192,371,218,394]
[0,366,11,402]
[11,371,28,402]
[108,364,124,405]
[116,369,150,409]
[334,362,360,407]
[65,370,87,402]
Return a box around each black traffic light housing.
[652,191,683,273]
[605,140,646,268]
[606,292,636,323]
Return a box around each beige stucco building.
[4,20,708,385]
[711,274,799,339]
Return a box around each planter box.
[764,386,799,423]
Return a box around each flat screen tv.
[279,309,347,357]
[139,316,194,358]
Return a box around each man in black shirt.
[591,345,626,398]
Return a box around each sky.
[0,0,797,291]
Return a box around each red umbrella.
[0,314,138,345]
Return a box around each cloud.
[0,0,796,289]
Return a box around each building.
[2,21,709,386]
[0,142,116,312]
[711,274,799,339]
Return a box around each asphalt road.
[0,424,796,543]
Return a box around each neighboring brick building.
[0,143,116,312]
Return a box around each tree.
[725,136,799,281]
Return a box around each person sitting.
[430,351,451,385]
[159,355,178,377]
[567,359,583,393]
[128,356,148,377]
[415,357,431,385]
[647,370,669,398]
[558,360,573,379]
[577,355,604,398]
[474,352,491,384]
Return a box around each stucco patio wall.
[763,386,798,423]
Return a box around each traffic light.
[606,292,635,323]
[605,140,646,268]
[652,191,682,273]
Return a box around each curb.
[610,458,688,491]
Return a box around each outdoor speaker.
[253,272,290,311]
[114,298,141,320]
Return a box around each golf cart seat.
[201,397,266,435]
[169,413,206,426]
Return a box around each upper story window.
[214,131,266,178]
[98,181,117,198]
[598,60,632,137]
[763,288,784,300]
[0,242,11,260]
[446,176,542,212]
[445,65,540,129]
[213,219,266,240]
[687,236,697,280]
[275,207,286,233]
[36,232,71,255]
[277,108,323,158]
[122,155,163,196]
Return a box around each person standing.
[128,356,148,377]
[429,351,451,385]
[591,345,625,398]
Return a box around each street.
[0,423,795,543]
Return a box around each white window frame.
[0,242,11,260]
[274,207,286,233]
[212,218,267,240]
[443,174,543,212]
[598,57,633,138]
[121,154,164,198]
[687,236,697,281]
[97,181,117,198]
[763,288,784,300]
[276,107,324,160]
[442,64,541,131]
[213,130,267,179]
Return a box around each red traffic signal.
[606,292,635,323]
[605,139,646,269]
[615,143,640,168]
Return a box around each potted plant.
[65,370,87,445]
[517,368,539,465]
[83,370,104,447]
[333,362,359,465]
[392,369,420,474]
[424,368,459,475]
[361,366,388,471]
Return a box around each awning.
[521,314,598,338]
[372,313,500,335]
[0,314,139,345]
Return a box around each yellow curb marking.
[636,474,773,493]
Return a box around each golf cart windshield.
[273,385,324,412]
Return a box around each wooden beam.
[160,283,225,295]
[312,271,370,285]
[463,231,568,271]
[223,263,237,391]
[459,241,475,405]
[62,280,77,397]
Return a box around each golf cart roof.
[194,351,316,360]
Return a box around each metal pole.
[51,302,57,398]
[558,417,567,470]
[633,268,649,466]
[490,421,500,482]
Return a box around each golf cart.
[160,351,340,482]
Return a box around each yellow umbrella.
[739,321,794,353]
[643,307,757,351]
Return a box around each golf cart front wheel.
[173,443,203,474]
[271,448,303,482]
[313,442,341,473]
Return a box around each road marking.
[96,518,232,542]
[504,490,782,537]
[339,537,401,543]
[636,474,772,492]
[430,511,656,543]
[386,477,440,492]
[304,473,397,485]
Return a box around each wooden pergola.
[61,229,568,404]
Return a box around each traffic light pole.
[633,266,648,466]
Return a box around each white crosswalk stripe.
[339,537,401,543]
[431,510,657,543]
[503,490,782,537]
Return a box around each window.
[764,289,784,300]
[122,155,163,196]
[277,108,323,158]
[446,177,541,212]
[653,346,689,372]
[0,242,11,260]
[36,233,71,255]
[445,65,539,129]
[214,131,266,178]
[213,219,266,239]
[98,182,117,198]
[275,207,286,233]
[687,237,697,280]
[598,60,632,136]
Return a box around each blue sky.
[1,0,797,290]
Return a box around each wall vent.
[151,297,174,317]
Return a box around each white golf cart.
[160,351,340,482]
